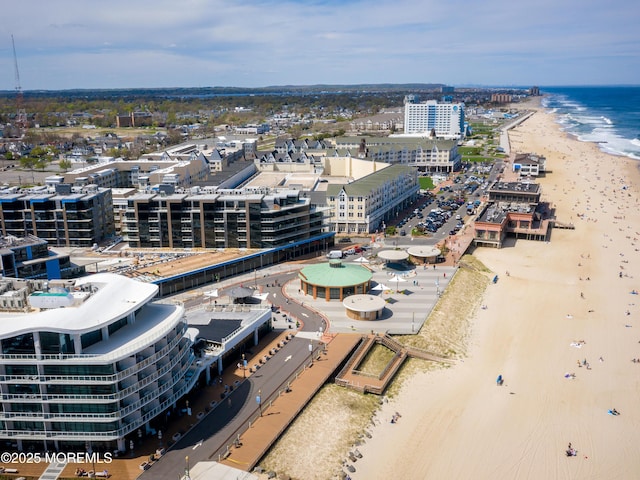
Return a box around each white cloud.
[0,0,638,89]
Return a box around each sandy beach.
[350,99,640,480]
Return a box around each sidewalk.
[218,334,361,471]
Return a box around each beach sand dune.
[351,101,640,480]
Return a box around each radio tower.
[11,35,28,137]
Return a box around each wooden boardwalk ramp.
[335,334,454,394]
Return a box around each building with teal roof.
[299,260,373,301]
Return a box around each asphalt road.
[139,271,325,479]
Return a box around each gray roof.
[326,164,415,197]
[335,136,458,150]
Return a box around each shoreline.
[349,99,640,479]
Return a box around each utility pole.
[11,35,27,137]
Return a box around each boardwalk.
[217,334,361,471]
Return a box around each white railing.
[0,326,186,385]
[0,317,186,363]
[0,356,202,442]
[0,345,192,404]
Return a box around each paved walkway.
[280,261,456,335]
[218,334,361,471]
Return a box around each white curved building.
[0,273,196,453]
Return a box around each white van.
[327,250,343,259]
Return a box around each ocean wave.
[569,115,613,126]
[575,133,640,160]
[558,100,585,111]
[542,87,640,160]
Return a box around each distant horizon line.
[1,83,639,95]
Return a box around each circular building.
[343,294,387,320]
[407,245,441,264]
[377,249,409,262]
[299,260,373,301]
[377,249,410,270]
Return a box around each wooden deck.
[335,334,454,394]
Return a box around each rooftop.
[299,262,372,287]
[0,273,158,339]
[488,181,540,194]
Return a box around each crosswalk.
[38,461,66,480]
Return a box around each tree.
[34,157,49,171]
[19,156,37,171]
[59,159,72,172]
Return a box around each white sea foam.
[545,90,640,161]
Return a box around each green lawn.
[419,177,434,190]
[458,146,482,155]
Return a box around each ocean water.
[540,86,640,160]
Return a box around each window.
[108,317,127,336]
[40,332,75,355]
[81,329,102,350]
[2,333,35,355]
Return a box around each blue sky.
[0,0,638,90]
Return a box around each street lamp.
[256,389,262,417]
[242,353,246,378]
[184,455,190,480]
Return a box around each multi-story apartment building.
[491,93,513,104]
[0,273,194,453]
[121,188,326,249]
[0,185,115,248]
[0,269,276,453]
[325,164,419,234]
[274,138,327,154]
[56,157,210,190]
[403,95,466,139]
[0,234,84,280]
[334,136,461,173]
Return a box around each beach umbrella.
[252,292,269,302]
[371,283,389,291]
[389,274,406,292]
[204,289,219,304]
[354,256,369,264]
